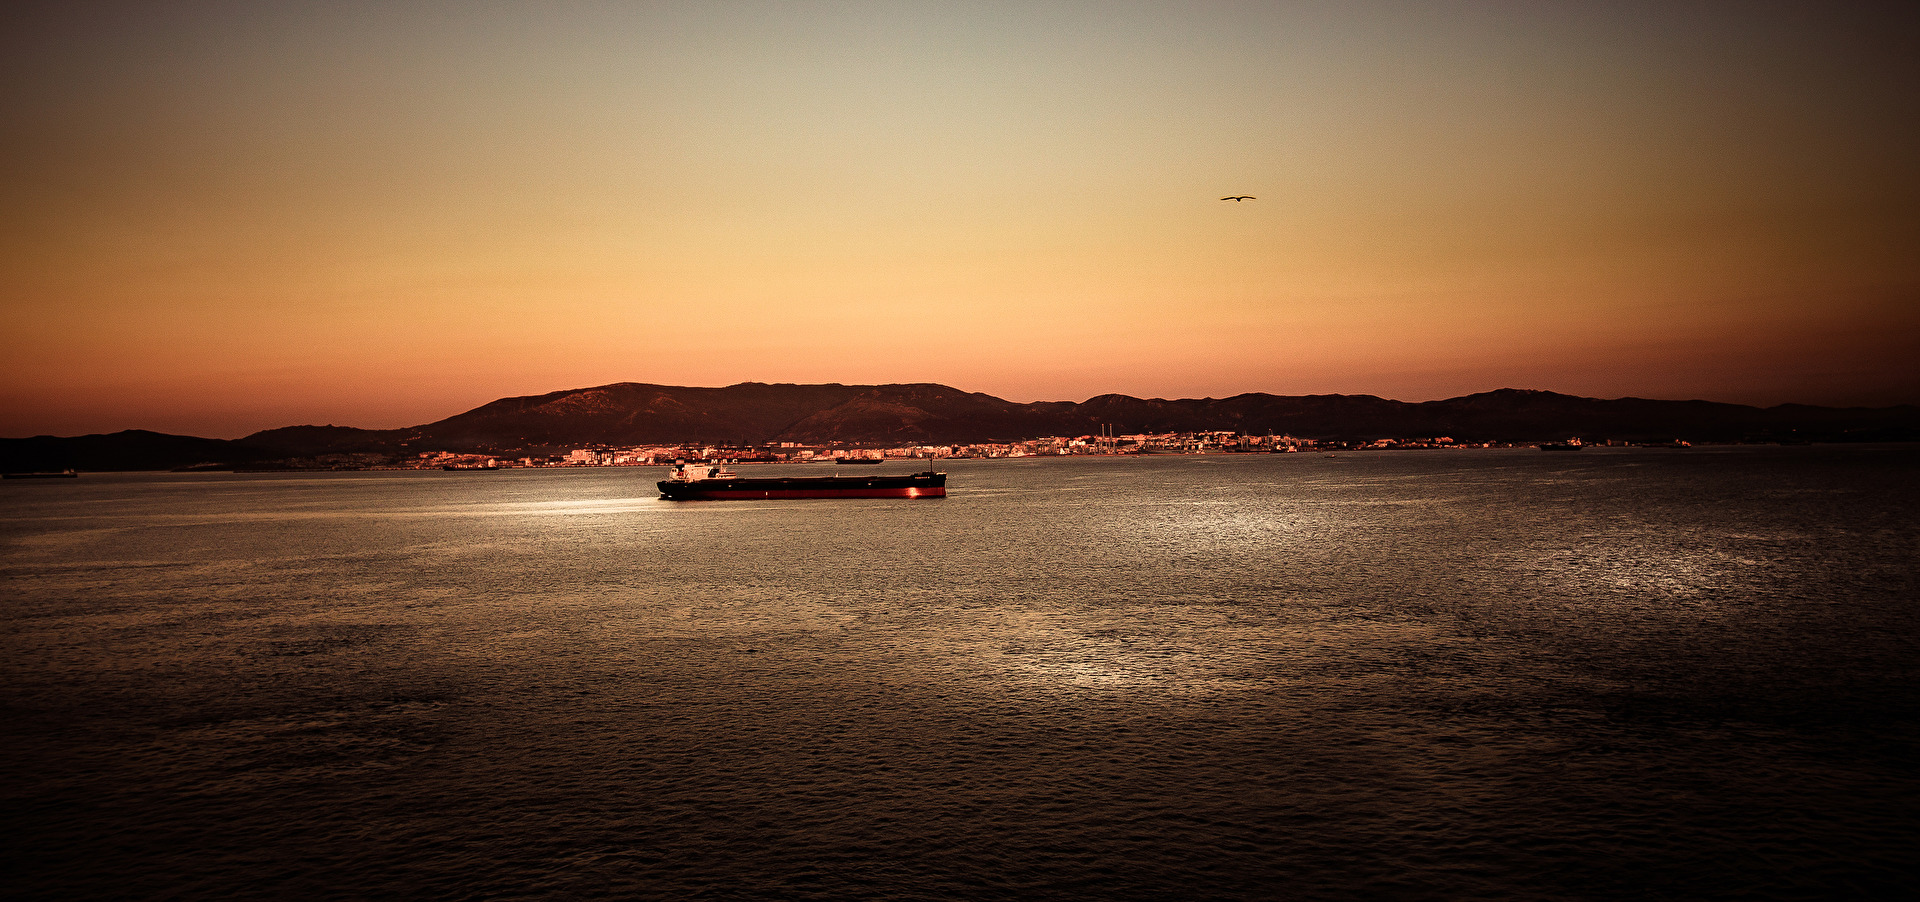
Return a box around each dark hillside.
[0,430,278,472]
[8,383,1916,469]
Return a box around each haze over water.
[5,447,1917,899]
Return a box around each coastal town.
[381,431,1660,471]
[7,382,1882,475]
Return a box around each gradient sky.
[4,1,1916,438]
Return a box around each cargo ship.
[658,462,946,500]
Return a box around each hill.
[5,383,1917,471]
[0,430,284,473]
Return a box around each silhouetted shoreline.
[6,382,1916,472]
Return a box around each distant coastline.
[5,382,1917,473]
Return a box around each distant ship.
[1538,438,1584,451]
[3,469,78,479]
[659,462,946,500]
[835,457,884,465]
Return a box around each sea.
[4,446,1916,900]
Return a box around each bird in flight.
[1220,195,1255,201]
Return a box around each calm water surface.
[4,447,1917,899]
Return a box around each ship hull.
[658,471,946,501]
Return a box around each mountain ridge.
[6,382,1917,471]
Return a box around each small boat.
[659,462,946,500]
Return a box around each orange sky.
[4,2,1916,438]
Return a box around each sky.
[4,1,1916,438]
